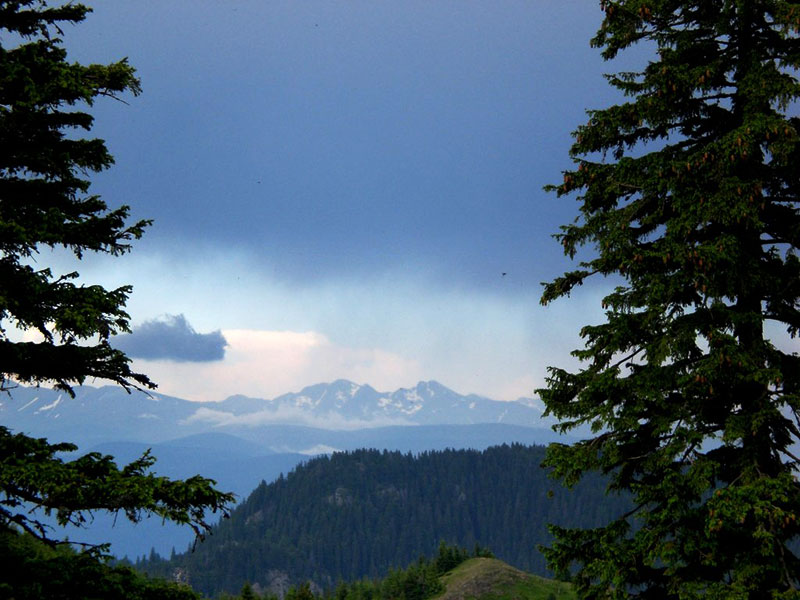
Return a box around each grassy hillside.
[436,558,575,600]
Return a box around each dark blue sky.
[46,2,644,401]
[72,2,630,285]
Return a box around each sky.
[28,2,649,402]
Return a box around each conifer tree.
[0,0,232,555]
[540,1,800,597]
[240,582,259,600]
[0,1,151,394]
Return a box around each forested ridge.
[138,444,627,597]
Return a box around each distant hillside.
[139,444,627,597]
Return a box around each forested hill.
[138,444,628,597]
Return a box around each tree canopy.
[138,445,619,597]
[540,1,800,597]
[0,0,150,395]
[0,0,232,575]
[0,527,203,600]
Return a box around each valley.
[1,381,613,597]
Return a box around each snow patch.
[35,395,62,413]
[404,389,423,403]
[18,397,39,412]
[298,444,339,456]
[402,403,423,415]
[294,395,313,408]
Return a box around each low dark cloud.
[78,2,603,294]
[114,314,227,362]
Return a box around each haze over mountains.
[1,380,571,559]
[1,379,558,448]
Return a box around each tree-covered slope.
[140,444,627,596]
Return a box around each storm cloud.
[115,314,227,362]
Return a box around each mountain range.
[0,379,571,560]
[1,379,556,448]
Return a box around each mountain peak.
[416,380,464,396]
[3,379,554,436]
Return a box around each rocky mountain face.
[208,379,550,428]
[1,379,554,447]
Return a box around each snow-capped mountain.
[0,384,205,446]
[1,379,554,446]
[203,379,551,429]
[0,380,564,560]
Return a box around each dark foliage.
[0,0,150,394]
[191,542,491,600]
[539,1,800,597]
[139,445,627,597]
[0,528,201,600]
[0,3,233,593]
[0,427,232,544]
